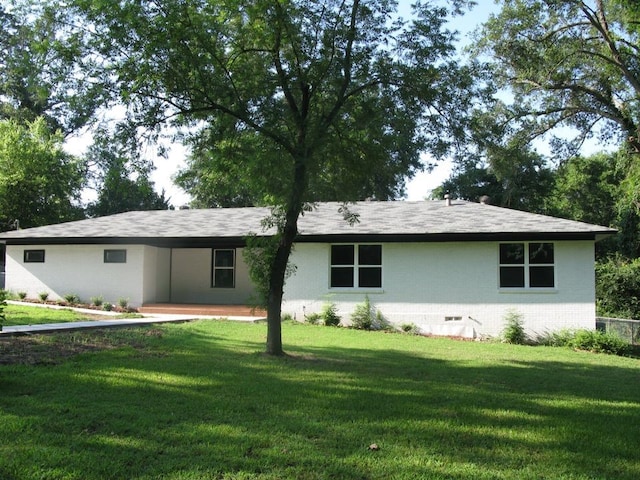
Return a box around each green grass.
[3,304,140,326]
[3,304,97,326]
[1,320,640,479]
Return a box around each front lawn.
[2,303,140,327]
[1,320,639,479]
[2,303,102,326]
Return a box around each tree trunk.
[264,161,307,356]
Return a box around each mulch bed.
[0,328,163,366]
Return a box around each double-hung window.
[499,242,555,288]
[212,249,235,288]
[330,244,382,288]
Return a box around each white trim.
[498,242,556,289]
[329,243,383,289]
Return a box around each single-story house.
[0,200,615,338]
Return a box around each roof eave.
[1,230,616,247]
[295,231,615,243]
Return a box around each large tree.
[434,142,555,213]
[474,0,640,156]
[0,3,101,135]
[0,117,85,229]
[60,0,478,354]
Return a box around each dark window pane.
[500,244,524,264]
[214,269,234,288]
[500,266,525,287]
[529,243,554,264]
[331,245,354,265]
[24,250,45,263]
[359,267,382,288]
[358,245,381,265]
[530,266,555,287]
[104,249,126,263]
[331,267,354,287]
[215,249,235,267]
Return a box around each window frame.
[24,249,45,263]
[104,249,127,264]
[212,248,236,289]
[329,244,382,290]
[499,242,556,290]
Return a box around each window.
[104,249,127,263]
[24,249,45,263]
[212,249,235,288]
[499,243,555,288]
[330,244,382,288]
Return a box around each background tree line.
[0,0,638,351]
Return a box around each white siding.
[5,244,147,306]
[5,244,257,307]
[170,248,256,304]
[143,247,171,304]
[283,241,596,338]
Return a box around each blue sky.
[404,0,498,200]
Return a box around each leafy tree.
[0,117,85,229]
[474,0,640,156]
[596,255,640,319]
[173,121,267,208]
[545,151,623,227]
[0,3,101,135]
[613,149,640,257]
[433,143,554,213]
[61,0,478,355]
[85,132,170,217]
[86,161,170,217]
[431,165,503,204]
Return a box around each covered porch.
[139,303,267,318]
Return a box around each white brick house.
[0,201,615,338]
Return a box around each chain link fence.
[596,317,640,345]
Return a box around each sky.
[66,1,499,207]
[403,1,497,201]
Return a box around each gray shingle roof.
[0,201,616,245]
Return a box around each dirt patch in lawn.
[0,328,164,365]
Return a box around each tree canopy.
[474,0,640,156]
[85,134,170,217]
[0,3,101,135]
[55,0,478,354]
[0,117,85,229]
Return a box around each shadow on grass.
[1,320,639,480]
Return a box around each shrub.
[117,298,129,309]
[401,323,420,335]
[596,256,640,319]
[281,312,294,322]
[351,296,374,330]
[38,291,50,302]
[538,329,575,347]
[321,302,341,326]
[501,309,528,345]
[90,295,104,307]
[304,312,321,325]
[569,329,630,356]
[538,328,630,356]
[351,296,390,331]
[102,302,113,312]
[17,291,27,300]
[64,293,80,304]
